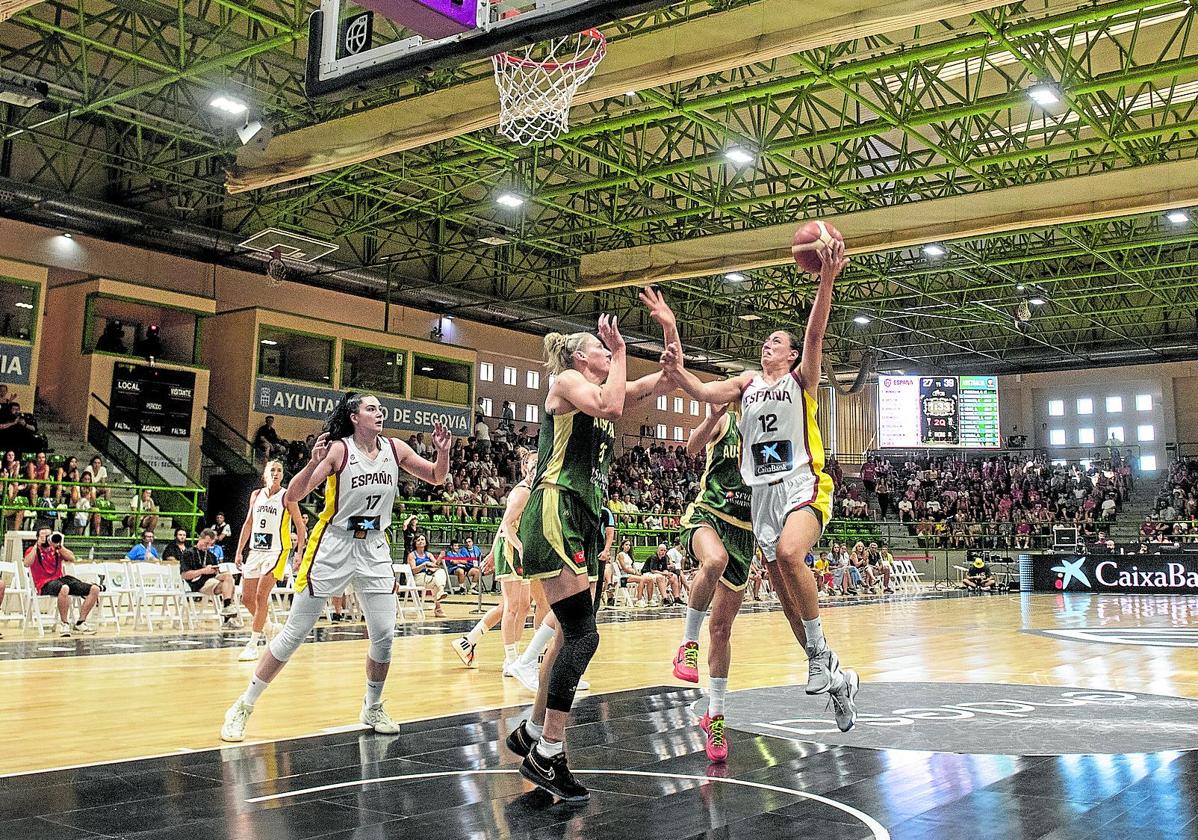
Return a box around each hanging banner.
[254,378,471,435]
[0,339,32,385]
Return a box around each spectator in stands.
[407,534,447,618]
[24,527,99,637]
[163,528,189,562]
[813,551,834,594]
[400,514,419,559]
[0,399,43,453]
[95,319,127,353]
[88,456,111,501]
[211,511,232,550]
[961,556,996,592]
[612,540,647,606]
[179,527,239,627]
[253,415,286,462]
[124,488,159,536]
[500,401,515,434]
[134,324,163,359]
[25,451,50,501]
[443,538,481,594]
[126,529,160,561]
[474,414,491,458]
[643,543,683,606]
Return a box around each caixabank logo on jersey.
[1033,553,1198,595]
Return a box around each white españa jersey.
[739,370,828,489]
[249,486,290,555]
[295,436,400,592]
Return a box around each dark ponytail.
[324,392,365,440]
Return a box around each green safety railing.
[0,476,203,536]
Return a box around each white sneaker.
[636,599,647,608]
[509,658,540,693]
[502,658,516,676]
[452,636,477,668]
[73,621,96,635]
[220,603,238,617]
[360,700,400,735]
[221,698,254,742]
[57,622,72,638]
[238,637,263,662]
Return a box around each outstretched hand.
[818,238,848,283]
[309,433,331,464]
[431,422,451,455]
[659,341,684,379]
[598,314,625,353]
[638,287,677,335]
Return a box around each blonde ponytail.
[543,331,591,375]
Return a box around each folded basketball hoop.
[492,27,606,145]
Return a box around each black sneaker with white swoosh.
[519,748,590,802]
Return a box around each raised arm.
[393,422,451,486]
[286,435,342,504]
[664,352,751,406]
[626,370,674,404]
[798,239,846,395]
[687,404,730,457]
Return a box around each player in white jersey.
[234,459,307,662]
[644,238,859,733]
[221,393,450,742]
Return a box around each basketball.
[792,221,844,274]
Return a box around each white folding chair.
[131,562,187,631]
[0,559,30,633]
[270,568,296,623]
[67,563,120,633]
[393,563,426,623]
[26,562,71,637]
[102,561,141,626]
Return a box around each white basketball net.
[492,28,606,145]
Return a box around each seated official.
[961,557,996,592]
[179,528,240,627]
[126,530,160,561]
[23,527,99,637]
[407,534,448,618]
[162,528,189,563]
[442,539,481,594]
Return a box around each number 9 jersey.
[295,436,401,597]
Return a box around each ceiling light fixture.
[61,232,73,239]
[922,243,946,257]
[14,302,33,310]
[1166,210,1190,225]
[853,315,871,325]
[496,192,526,208]
[209,94,248,116]
[478,233,511,246]
[1015,283,1026,292]
[739,313,762,321]
[724,272,746,283]
[260,339,278,346]
[1029,296,1047,306]
[1028,83,1061,107]
[724,147,755,165]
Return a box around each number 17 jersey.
[317,436,400,535]
[739,370,827,488]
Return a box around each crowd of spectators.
[1139,457,1198,545]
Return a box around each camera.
[50,531,64,545]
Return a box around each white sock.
[519,621,555,666]
[504,643,519,662]
[802,617,826,655]
[536,737,564,758]
[683,607,707,644]
[466,619,488,645]
[365,678,385,706]
[241,675,270,706]
[248,631,263,643]
[525,719,544,739]
[709,677,728,716]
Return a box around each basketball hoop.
[492,28,606,145]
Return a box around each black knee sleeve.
[546,589,600,713]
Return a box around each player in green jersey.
[671,403,755,762]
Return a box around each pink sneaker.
[700,713,728,763]
[673,641,700,683]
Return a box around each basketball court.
[2,0,1198,838]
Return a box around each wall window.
[0,279,36,341]
[411,355,471,405]
[341,342,405,395]
[1048,399,1065,417]
[1078,428,1095,445]
[673,426,684,441]
[1105,426,1124,444]
[1136,394,1152,411]
[656,394,667,411]
[1137,424,1155,442]
[1141,454,1158,472]
[258,327,332,384]
[656,423,667,439]
[1049,429,1066,446]
[89,294,201,366]
[673,396,683,414]
[1105,396,1123,413]
[502,366,517,386]
[1076,398,1093,415]
[526,370,540,389]
[479,362,494,382]
[525,404,539,423]
[479,397,493,417]
[689,399,700,416]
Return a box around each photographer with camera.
[23,526,99,637]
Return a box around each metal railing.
[0,476,203,534]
